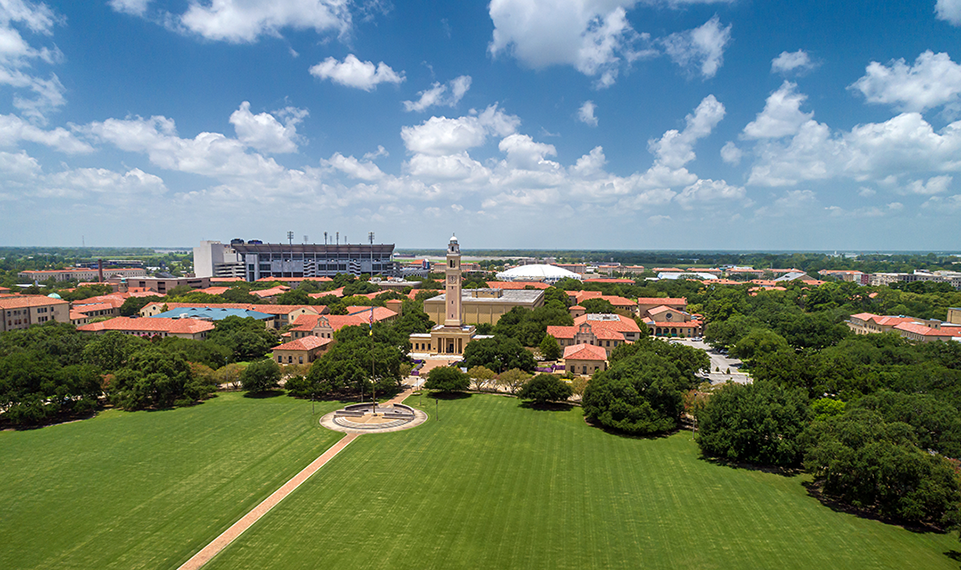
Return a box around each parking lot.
[668,338,752,385]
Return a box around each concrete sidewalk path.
[177,431,358,570]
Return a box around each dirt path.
[178,387,417,569]
[177,431,358,570]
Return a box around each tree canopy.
[517,374,572,406]
[241,358,282,393]
[424,366,470,393]
[462,336,536,373]
[582,351,691,435]
[696,381,811,467]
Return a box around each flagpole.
[369,231,376,415]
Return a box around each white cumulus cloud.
[771,50,818,75]
[400,105,520,156]
[179,0,352,43]
[850,51,961,112]
[108,0,151,16]
[648,94,725,168]
[0,0,66,123]
[403,75,472,112]
[488,1,652,88]
[675,178,745,208]
[905,175,953,195]
[310,54,404,91]
[743,81,814,139]
[661,15,731,79]
[936,0,961,26]
[229,101,306,154]
[578,101,598,126]
[720,141,742,165]
[0,113,93,153]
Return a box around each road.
[668,338,752,385]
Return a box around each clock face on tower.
[448,275,458,283]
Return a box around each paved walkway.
[177,432,358,570]
[178,386,420,570]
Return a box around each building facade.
[17,267,147,283]
[207,240,400,282]
[0,296,70,332]
[77,317,215,340]
[410,236,480,356]
[193,241,245,279]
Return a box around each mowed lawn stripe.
[204,394,960,570]
[0,393,343,570]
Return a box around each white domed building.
[495,264,582,285]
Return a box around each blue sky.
[1,0,961,251]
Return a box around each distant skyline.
[1,1,961,250]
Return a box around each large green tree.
[517,374,573,406]
[424,366,470,393]
[582,352,689,435]
[696,381,811,467]
[109,347,215,410]
[539,334,561,361]
[802,409,961,525]
[462,336,536,373]
[241,358,282,392]
[492,305,573,347]
[207,316,278,361]
[304,324,407,398]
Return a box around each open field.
[0,393,344,570]
[204,394,961,570]
[3,392,960,570]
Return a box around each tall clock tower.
[444,234,462,326]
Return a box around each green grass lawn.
[206,394,961,570]
[4,393,960,570]
[0,392,344,570]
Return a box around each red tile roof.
[636,297,686,306]
[563,343,608,361]
[210,277,245,283]
[593,327,625,340]
[73,294,127,309]
[346,306,397,322]
[78,317,215,335]
[197,286,230,295]
[546,325,576,340]
[894,322,958,337]
[272,336,334,352]
[572,291,635,307]
[73,302,116,314]
[290,313,367,332]
[310,287,345,299]
[574,314,641,334]
[143,302,322,316]
[251,286,290,298]
[583,278,634,284]
[0,295,68,309]
[485,281,550,290]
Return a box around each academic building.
[410,236,489,356]
[0,295,70,332]
[422,288,544,326]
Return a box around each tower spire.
[444,233,462,326]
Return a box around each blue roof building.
[149,306,274,322]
